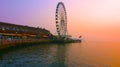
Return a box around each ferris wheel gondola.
[55,2,67,39]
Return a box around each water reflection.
[0,42,120,67]
[51,44,68,67]
[0,44,70,67]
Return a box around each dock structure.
[0,22,53,39]
[0,22,56,50]
[0,22,54,45]
[0,22,81,50]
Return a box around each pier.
[0,2,82,51]
[0,21,54,50]
[0,39,81,50]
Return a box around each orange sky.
[0,0,120,42]
[63,0,120,42]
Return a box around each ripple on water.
[0,43,118,67]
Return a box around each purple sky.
[0,0,59,34]
[1,0,120,41]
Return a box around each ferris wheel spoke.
[55,2,67,38]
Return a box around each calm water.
[0,41,120,67]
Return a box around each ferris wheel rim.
[55,2,67,38]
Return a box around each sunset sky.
[0,0,120,42]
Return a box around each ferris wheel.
[55,2,67,39]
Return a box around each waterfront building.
[0,22,52,42]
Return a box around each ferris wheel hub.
[55,2,67,39]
